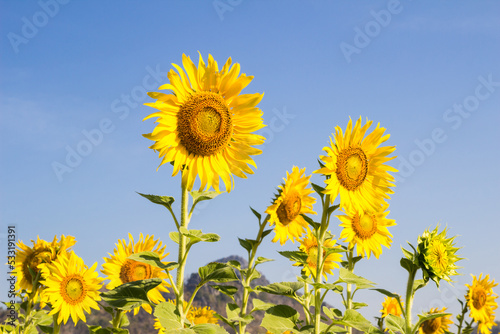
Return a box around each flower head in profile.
[465,274,498,334]
[417,226,462,286]
[40,251,103,325]
[337,204,395,259]
[316,117,397,212]
[15,235,76,296]
[266,166,317,245]
[154,300,219,332]
[380,296,403,318]
[418,308,453,334]
[102,233,170,315]
[295,229,342,279]
[143,53,265,193]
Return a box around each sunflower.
[154,300,219,331]
[380,296,403,318]
[316,117,397,212]
[40,251,103,325]
[295,229,342,279]
[15,235,76,296]
[143,53,265,193]
[337,205,395,259]
[465,274,498,334]
[418,308,453,334]
[101,233,170,314]
[417,226,462,286]
[266,166,316,245]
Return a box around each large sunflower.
[143,53,265,193]
[101,233,170,314]
[337,205,395,259]
[465,274,498,334]
[40,251,103,325]
[266,166,316,245]
[316,117,397,212]
[380,296,403,318]
[418,308,453,334]
[417,226,462,286]
[296,229,342,279]
[15,235,76,296]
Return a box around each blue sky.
[1,0,499,324]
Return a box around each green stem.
[404,267,417,334]
[345,249,355,334]
[303,283,312,325]
[176,182,190,327]
[112,309,124,329]
[456,301,467,334]
[314,194,330,334]
[52,314,60,334]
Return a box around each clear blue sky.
[1,0,499,324]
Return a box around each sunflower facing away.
[316,117,397,212]
[295,229,342,279]
[101,233,170,314]
[154,300,219,332]
[40,251,103,325]
[380,296,403,318]
[337,205,395,259]
[417,226,462,286]
[465,274,498,334]
[15,235,76,296]
[266,166,317,245]
[418,308,453,334]
[143,53,266,193]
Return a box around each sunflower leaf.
[249,206,262,221]
[337,268,375,290]
[371,288,400,299]
[300,214,320,230]
[192,323,231,334]
[255,256,274,265]
[278,251,308,264]
[127,251,174,271]
[154,301,183,330]
[256,281,304,297]
[385,314,405,333]
[251,299,275,313]
[261,229,273,239]
[333,309,383,334]
[137,192,175,209]
[324,247,346,258]
[209,284,238,301]
[400,257,418,274]
[260,305,299,334]
[190,190,220,210]
[311,283,343,294]
[238,238,256,253]
[327,204,341,215]
[311,183,326,198]
[413,278,427,292]
[198,262,238,287]
[101,278,161,311]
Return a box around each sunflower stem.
[314,194,330,334]
[404,266,417,334]
[176,181,190,327]
[52,314,60,334]
[112,309,124,329]
[303,282,312,325]
[346,249,354,334]
[456,299,467,334]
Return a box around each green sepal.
[127,251,176,271]
[260,305,299,334]
[209,284,238,301]
[137,192,174,210]
[100,278,161,310]
[198,262,238,288]
[257,281,304,298]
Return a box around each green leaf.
[166,329,196,334]
[413,278,427,292]
[327,204,340,215]
[323,306,343,320]
[118,312,130,329]
[238,238,256,253]
[352,302,368,310]
[170,231,180,244]
[209,285,238,301]
[262,229,273,239]
[371,288,400,299]
[311,283,343,294]
[192,324,230,334]
[400,257,418,273]
[251,299,275,313]
[335,309,383,334]
[249,206,262,221]
[198,262,238,287]
[300,214,320,230]
[255,256,274,265]
[88,326,111,334]
[261,305,299,334]
[385,314,405,333]
[178,228,221,246]
[38,325,55,334]
[278,251,308,264]
[191,190,220,208]
[31,309,52,327]
[154,301,182,330]
[311,183,325,198]
[324,246,346,258]
[337,268,375,289]
[226,260,241,270]
[257,281,304,297]
[100,278,161,310]
[127,251,175,271]
[401,246,414,260]
[225,303,241,321]
[137,192,174,209]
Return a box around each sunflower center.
[177,92,232,156]
[276,192,302,226]
[22,248,53,284]
[120,259,152,283]
[428,241,448,274]
[352,213,377,239]
[422,317,442,334]
[336,147,368,191]
[61,275,86,305]
[472,288,487,310]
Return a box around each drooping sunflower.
[143,53,265,193]
[295,229,342,279]
[465,274,498,334]
[101,233,170,314]
[380,296,403,318]
[316,117,397,212]
[266,166,316,245]
[417,226,462,286]
[15,235,76,296]
[40,251,103,325]
[337,205,395,259]
[418,308,453,334]
[154,300,219,331]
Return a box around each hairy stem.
[404,267,417,334]
[176,183,190,327]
